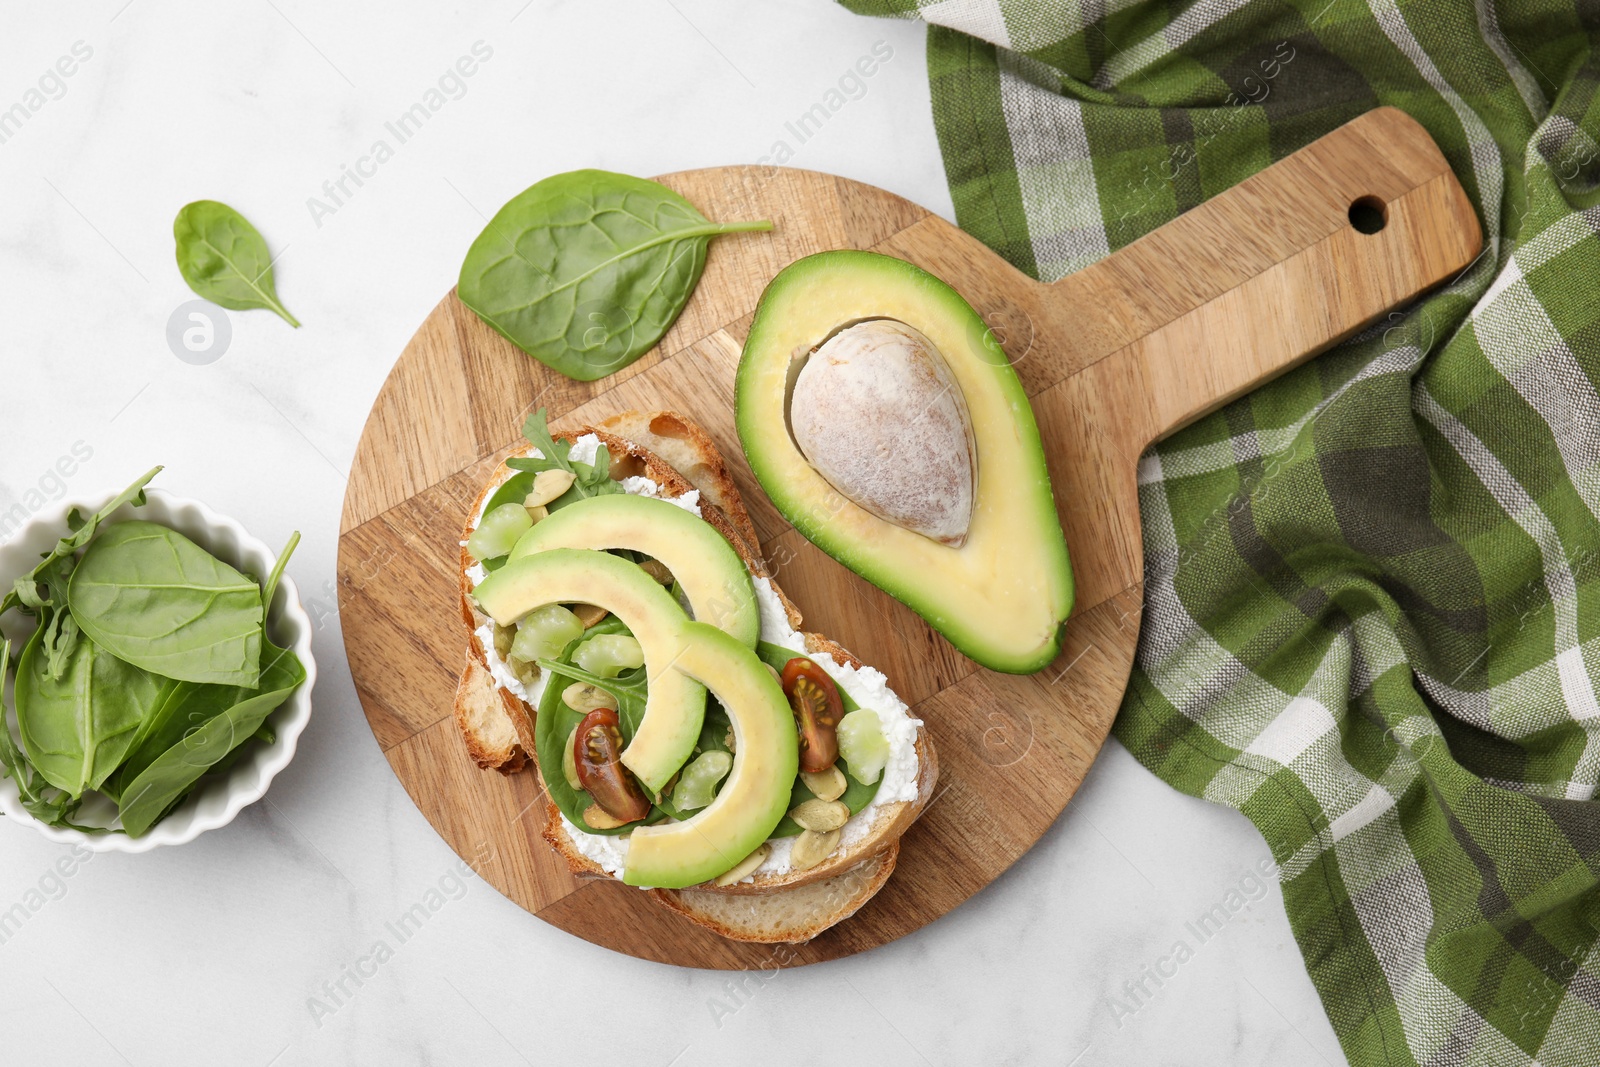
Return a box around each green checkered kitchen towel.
[839,2,1600,1064]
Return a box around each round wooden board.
[337,110,1479,968]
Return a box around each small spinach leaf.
[0,637,83,825]
[1,466,161,619]
[173,201,300,328]
[458,170,770,381]
[532,657,609,831]
[532,619,662,834]
[14,625,168,797]
[68,521,264,688]
[116,638,305,837]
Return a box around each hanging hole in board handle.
[1348,195,1387,235]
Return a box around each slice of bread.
[452,411,937,938]
[649,845,898,943]
[452,654,530,773]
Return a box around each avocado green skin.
[735,251,1074,674]
[472,548,704,792]
[622,622,798,888]
[507,494,759,648]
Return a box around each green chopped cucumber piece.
[468,503,533,562]
[671,749,733,811]
[511,604,584,662]
[572,634,644,679]
[836,708,888,785]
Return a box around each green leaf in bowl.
[67,520,264,688]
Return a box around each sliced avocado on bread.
[453,411,936,940]
[736,250,1074,674]
[507,493,760,648]
[475,547,714,796]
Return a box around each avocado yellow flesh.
[507,494,760,648]
[472,549,704,793]
[736,250,1074,674]
[622,622,798,888]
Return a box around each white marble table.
[0,2,1346,1063]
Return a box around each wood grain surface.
[337,107,1480,968]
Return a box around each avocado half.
[736,251,1074,674]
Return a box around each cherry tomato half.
[781,657,842,774]
[573,707,651,823]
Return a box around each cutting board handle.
[1042,107,1483,452]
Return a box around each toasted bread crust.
[594,411,763,566]
[454,411,934,905]
[452,654,531,774]
[649,845,899,943]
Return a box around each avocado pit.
[788,319,976,547]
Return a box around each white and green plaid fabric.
[839,2,1600,1064]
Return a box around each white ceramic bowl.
[0,487,316,852]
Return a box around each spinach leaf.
[1,466,160,619]
[542,658,650,739]
[105,531,303,811]
[100,678,212,800]
[532,657,616,833]
[457,170,770,381]
[173,201,300,328]
[115,637,305,837]
[68,521,264,688]
[14,625,168,797]
[532,619,663,835]
[0,637,84,825]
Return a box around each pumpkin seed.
[639,559,674,585]
[563,682,618,713]
[572,603,609,628]
[800,765,847,802]
[789,828,841,871]
[562,725,581,790]
[582,803,630,830]
[526,469,577,507]
[790,798,849,832]
[714,843,769,886]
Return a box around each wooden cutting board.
[338,107,1480,968]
